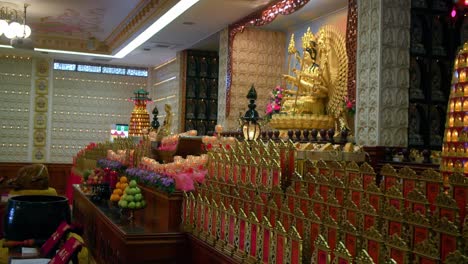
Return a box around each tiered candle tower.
[129,89,151,137]
[441,42,468,182]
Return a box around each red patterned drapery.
[225,0,310,117]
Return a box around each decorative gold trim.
[360,162,375,174]
[406,187,428,204]
[380,164,397,176]
[386,234,409,250]
[435,191,458,209]
[399,167,417,179]
[421,169,443,182]
[289,225,302,240]
[343,196,359,210]
[449,172,468,186]
[275,220,287,234]
[286,185,296,195]
[444,250,468,264]
[326,189,340,206]
[333,241,353,262]
[316,160,328,169]
[355,249,376,264]
[349,177,363,190]
[381,202,403,220]
[363,226,383,241]
[413,238,439,260]
[328,160,343,169]
[405,209,430,226]
[315,234,330,249]
[311,186,325,202]
[385,184,403,198]
[304,172,317,182]
[329,176,345,188]
[322,211,338,227]
[307,207,322,223]
[346,161,360,172]
[433,216,460,235]
[365,182,383,195]
[341,219,358,234]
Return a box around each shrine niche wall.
[149,55,182,134]
[356,0,411,147]
[0,52,149,164]
[222,28,286,130]
[0,55,32,162]
[51,71,147,163]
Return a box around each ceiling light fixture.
[0,0,199,59]
[114,0,200,58]
[0,3,31,39]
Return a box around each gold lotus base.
[269,114,334,130]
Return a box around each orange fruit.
[110,194,118,201]
[114,189,123,195]
[120,176,128,183]
[120,183,128,190]
[116,182,122,189]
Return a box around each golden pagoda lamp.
[241,85,261,141]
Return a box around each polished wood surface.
[0,162,71,195]
[187,234,239,264]
[73,185,187,264]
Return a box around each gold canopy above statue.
[269,25,349,132]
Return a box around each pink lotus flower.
[277,93,283,99]
[274,104,281,111]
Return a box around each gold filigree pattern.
[360,162,376,175]
[433,217,460,235]
[406,187,428,204]
[349,177,363,190]
[334,242,353,263]
[398,167,417,179]
[381,164,398,177]
[363,226,383,241]
[420,169,443,182]
[386,234,409,250]
[444,250,468,264]
[355,249,376,264]
[360,198,378,215]
[405,209,430,226]
[413,238,439,260]
[435,191,458,209]
[448,172,468,186]
[365,182,383,195]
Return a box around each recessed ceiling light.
[114,0,200,58]
[183,21,195,25]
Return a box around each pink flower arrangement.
[265,85,284,119]
[344,96,356,115]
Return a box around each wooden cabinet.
[72,185,187,264]
[184,50,219,135]
[409,0,464,149]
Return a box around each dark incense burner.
[4,195,71,241]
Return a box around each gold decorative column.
[440,42,468,183]
[32,58,50,162]
[128,88,151,137]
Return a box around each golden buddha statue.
[269,26,349,132]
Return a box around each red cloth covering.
[48,237,83,264]
[65,168,83,205]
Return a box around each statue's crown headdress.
[302,27,317,49]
